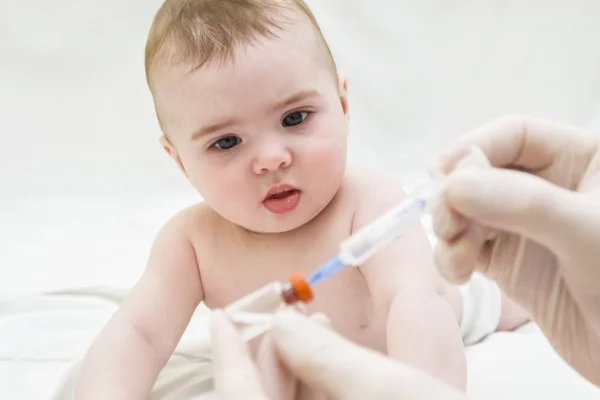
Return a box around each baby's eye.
[212,136,241,150]
[282,111,310,127]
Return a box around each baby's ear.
[159,135,187,176]
[337,73,349,120]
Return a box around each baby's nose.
[253,143,292,174]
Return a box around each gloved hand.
[210,308,466,399]
[431,115,600,386]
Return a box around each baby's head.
[145,0,349,233]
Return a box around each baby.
[76,0,528,397]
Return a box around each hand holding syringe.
[224,146,490,341]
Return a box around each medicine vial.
[224,272,313,342]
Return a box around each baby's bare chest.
[194,212,387,352]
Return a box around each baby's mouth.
[262,186,302,215]
[266,189,298,200]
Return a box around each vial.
[224,272,313,342]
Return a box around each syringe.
[308,181,443,285]
[308,145,491,286]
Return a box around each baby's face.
[154,14,349,233]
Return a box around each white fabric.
[2,284,600,400]
[0,288,214,400]
[3,0,600,399]
[459,274,502,346]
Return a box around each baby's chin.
[240,215,315,235]
[228,206,327,235]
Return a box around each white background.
[3,0,600,298]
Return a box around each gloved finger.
[431,200,469,242]
[309,312,331,327]
[434,222,487,284]
[296,382,327,400]
[271,309,466,400]
[256,331,296,400]
[291,302,309,314]
[254,312,332,400]
[434,115,594,174]
[484,227,499,241]
[444,167,587,252]
[475,232,559,318]
[474,235,530,286]
[272,308,390,399]
[297,312,331,400]
[434,241,469,284]
[210,310,268,399]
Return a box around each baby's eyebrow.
[190,118,237,141]
[272,89,320,111]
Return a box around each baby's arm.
[75,211,204,399]
[353,178,467,390]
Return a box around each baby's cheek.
[188,162,245,203]
[213,171,248,198]
[307,138,346,172]
[221,178,247,198]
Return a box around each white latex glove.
[431,115,600,386]
[210,308,466,400]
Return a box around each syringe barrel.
[339,184,441,266]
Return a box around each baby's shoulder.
[344,168,409,228]
[345,168,408,203]
[157,201,221,246]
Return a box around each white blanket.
[2,286,600,399]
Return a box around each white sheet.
[2,282,600,399]
[3,0,600,398]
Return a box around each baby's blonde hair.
[144,0,336,92]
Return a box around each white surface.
[2,0,600,399]
[2,288,600,399]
